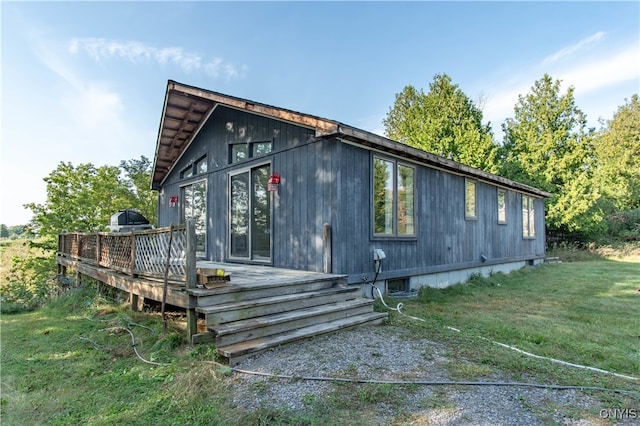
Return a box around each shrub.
[0,240,57,313]
[605,208,640,242]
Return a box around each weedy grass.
[1,256,639,425]
[391,259,639,404]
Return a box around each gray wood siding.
[327,141,546,280]
[158,108,546,279]
[271,139,338,272]
[159,106,317,262]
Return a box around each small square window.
[387,278,409,294]
[181,166,193,179]
[196,157,208,174]
[180,155,207,179]
[231,145,248,163]
[253,142,272,156]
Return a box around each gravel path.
[226,325,636,425]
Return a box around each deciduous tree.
[25,156,157,242]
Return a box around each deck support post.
[323,223,332,274]
[131,294,144,312]
[185,220,198,341]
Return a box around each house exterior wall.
[327,141,546,284]
[158,107,546,287]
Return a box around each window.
[465,179,477,220]
[373,156,415,236]
[230,140,272,163]
[180,155,207,179]
[497,189,507,224]
[387,278,409,294]
[522,195,536,238]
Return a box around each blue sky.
[1,1,638,226]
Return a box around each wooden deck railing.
[58,224,190,281]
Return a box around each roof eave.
[323,125,553,199]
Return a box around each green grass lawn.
[1,257,638,425]
[392,260,639,398]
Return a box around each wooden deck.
[56,224,386,365]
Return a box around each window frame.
[497,188,507,225]
[522,195,536,239]
[229,139,273,164]
[180,155,207,179]
[372,155,416,238]
[227,160,273,262]
[465,179,477,220]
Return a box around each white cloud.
[481,39,639,132]
[61,83,124,128]
[557,45,638,94]
[542,31,606,65]
[69,37,247,80]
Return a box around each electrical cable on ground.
[77,321,636,396]
[104,326,171,366]
[367,277,640,382]
[229,368,637,395]
[79,318,172,367]
[75,289,637,395]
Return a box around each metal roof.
[152,80,551,198]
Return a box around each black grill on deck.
[108,209,154,233]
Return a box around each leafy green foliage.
[3,156,157,312]
[384,74,500,173]
[120,156,158,226]
[25,156,157,242]
[0,239,56,313]
[593,95,640,212]
[604,208,640,242]
[500,74,603,235]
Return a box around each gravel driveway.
[226,325,637,425]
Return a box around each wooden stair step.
[217,311,388,366]
[192,276,346,306]
[198,286,360,325]
[212,299,375,347]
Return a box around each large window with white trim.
[373,156,415,236]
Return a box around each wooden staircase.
[190,273,387,365]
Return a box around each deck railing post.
[185,219,198,341]
[130,232,137,277]
[96,232,101,265]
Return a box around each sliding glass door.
[229,164,271,261]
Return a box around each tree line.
[11,74,640,244]
[385,73,639,242]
